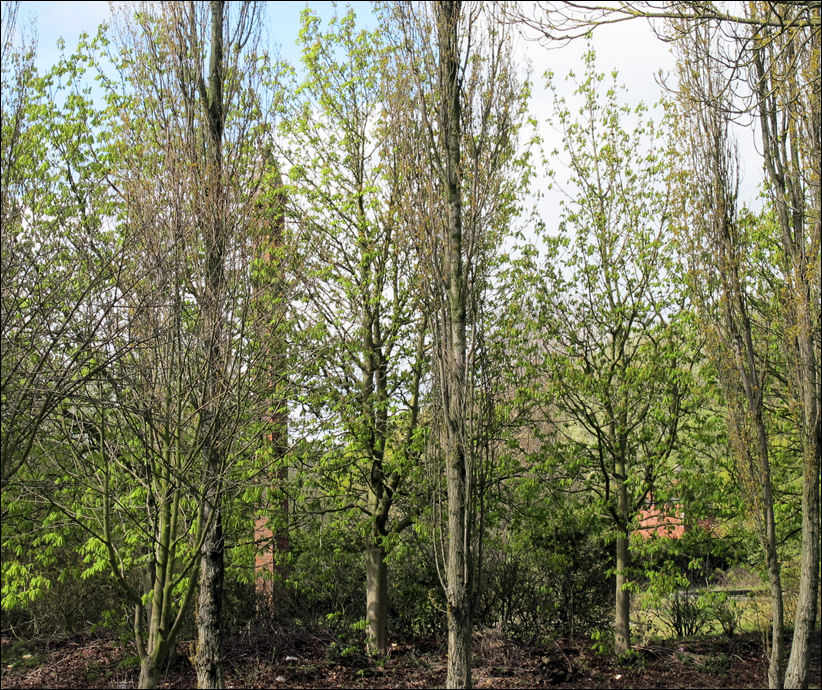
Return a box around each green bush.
[387,533,444,640]
[282,516,365,628]
[471,507,613,641]
[638,562,743,639]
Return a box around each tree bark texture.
[196,2,226,688]
[366,538,388,656]
[139,657,160,690]
[196,495,225,690]
[437,2,472,688]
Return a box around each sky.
[14,1,764,215]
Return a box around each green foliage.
[640,563,711,638]
[479,484,614,641]
[386,532,444,640]
[637,559,744,641]
[700,590,741,637]
[1,4,814,675]
[590,628,614,656]
[531,44,701,525]
[1,561,51,611]
[283,515,365,626]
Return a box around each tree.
[5,2,287,686]
[0,0,133,491]
[671,22,787,685]
[507,2,820,46]
[534,49,697,655]
[748,7,820,687]
[437,3,471,683]
[111,4,286,686]
[388,1,529,685]
[189,3,229,685]
[661,5,820,686]
[509,3,819,683]
[277,7,426,656]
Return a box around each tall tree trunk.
[196,490,225,689]
[438,2,472,687]
[784,443,820,689]
[360,228,390,656]
[757,415,785,690]
[784,280,821,689]
[751,12,820,685]
[196,2,226,688]
[732,280,784,690]
[784,254,820,690]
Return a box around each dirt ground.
[2,627,820,688]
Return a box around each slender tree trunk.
[438,2,472,687]
[784,200,821,689]
[195,2,226,688]
[784,297,821,690]
[614,457,631,656]
[129,486,186,689]
[757,417,785,690]
[751,16,820,686]
[784,442,820,689]
[784,267,820,690]
[736,319,784,690]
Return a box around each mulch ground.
[2,627,820,688]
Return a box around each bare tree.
[506,2,819,47]
[672,21,786,686]
[748,5,820,687]
[389,2,529,685]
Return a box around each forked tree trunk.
[131,484,195,690]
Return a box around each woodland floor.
[1,626,820,689]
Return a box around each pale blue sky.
[17,1,373,71]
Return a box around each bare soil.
[2,627,820,688]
